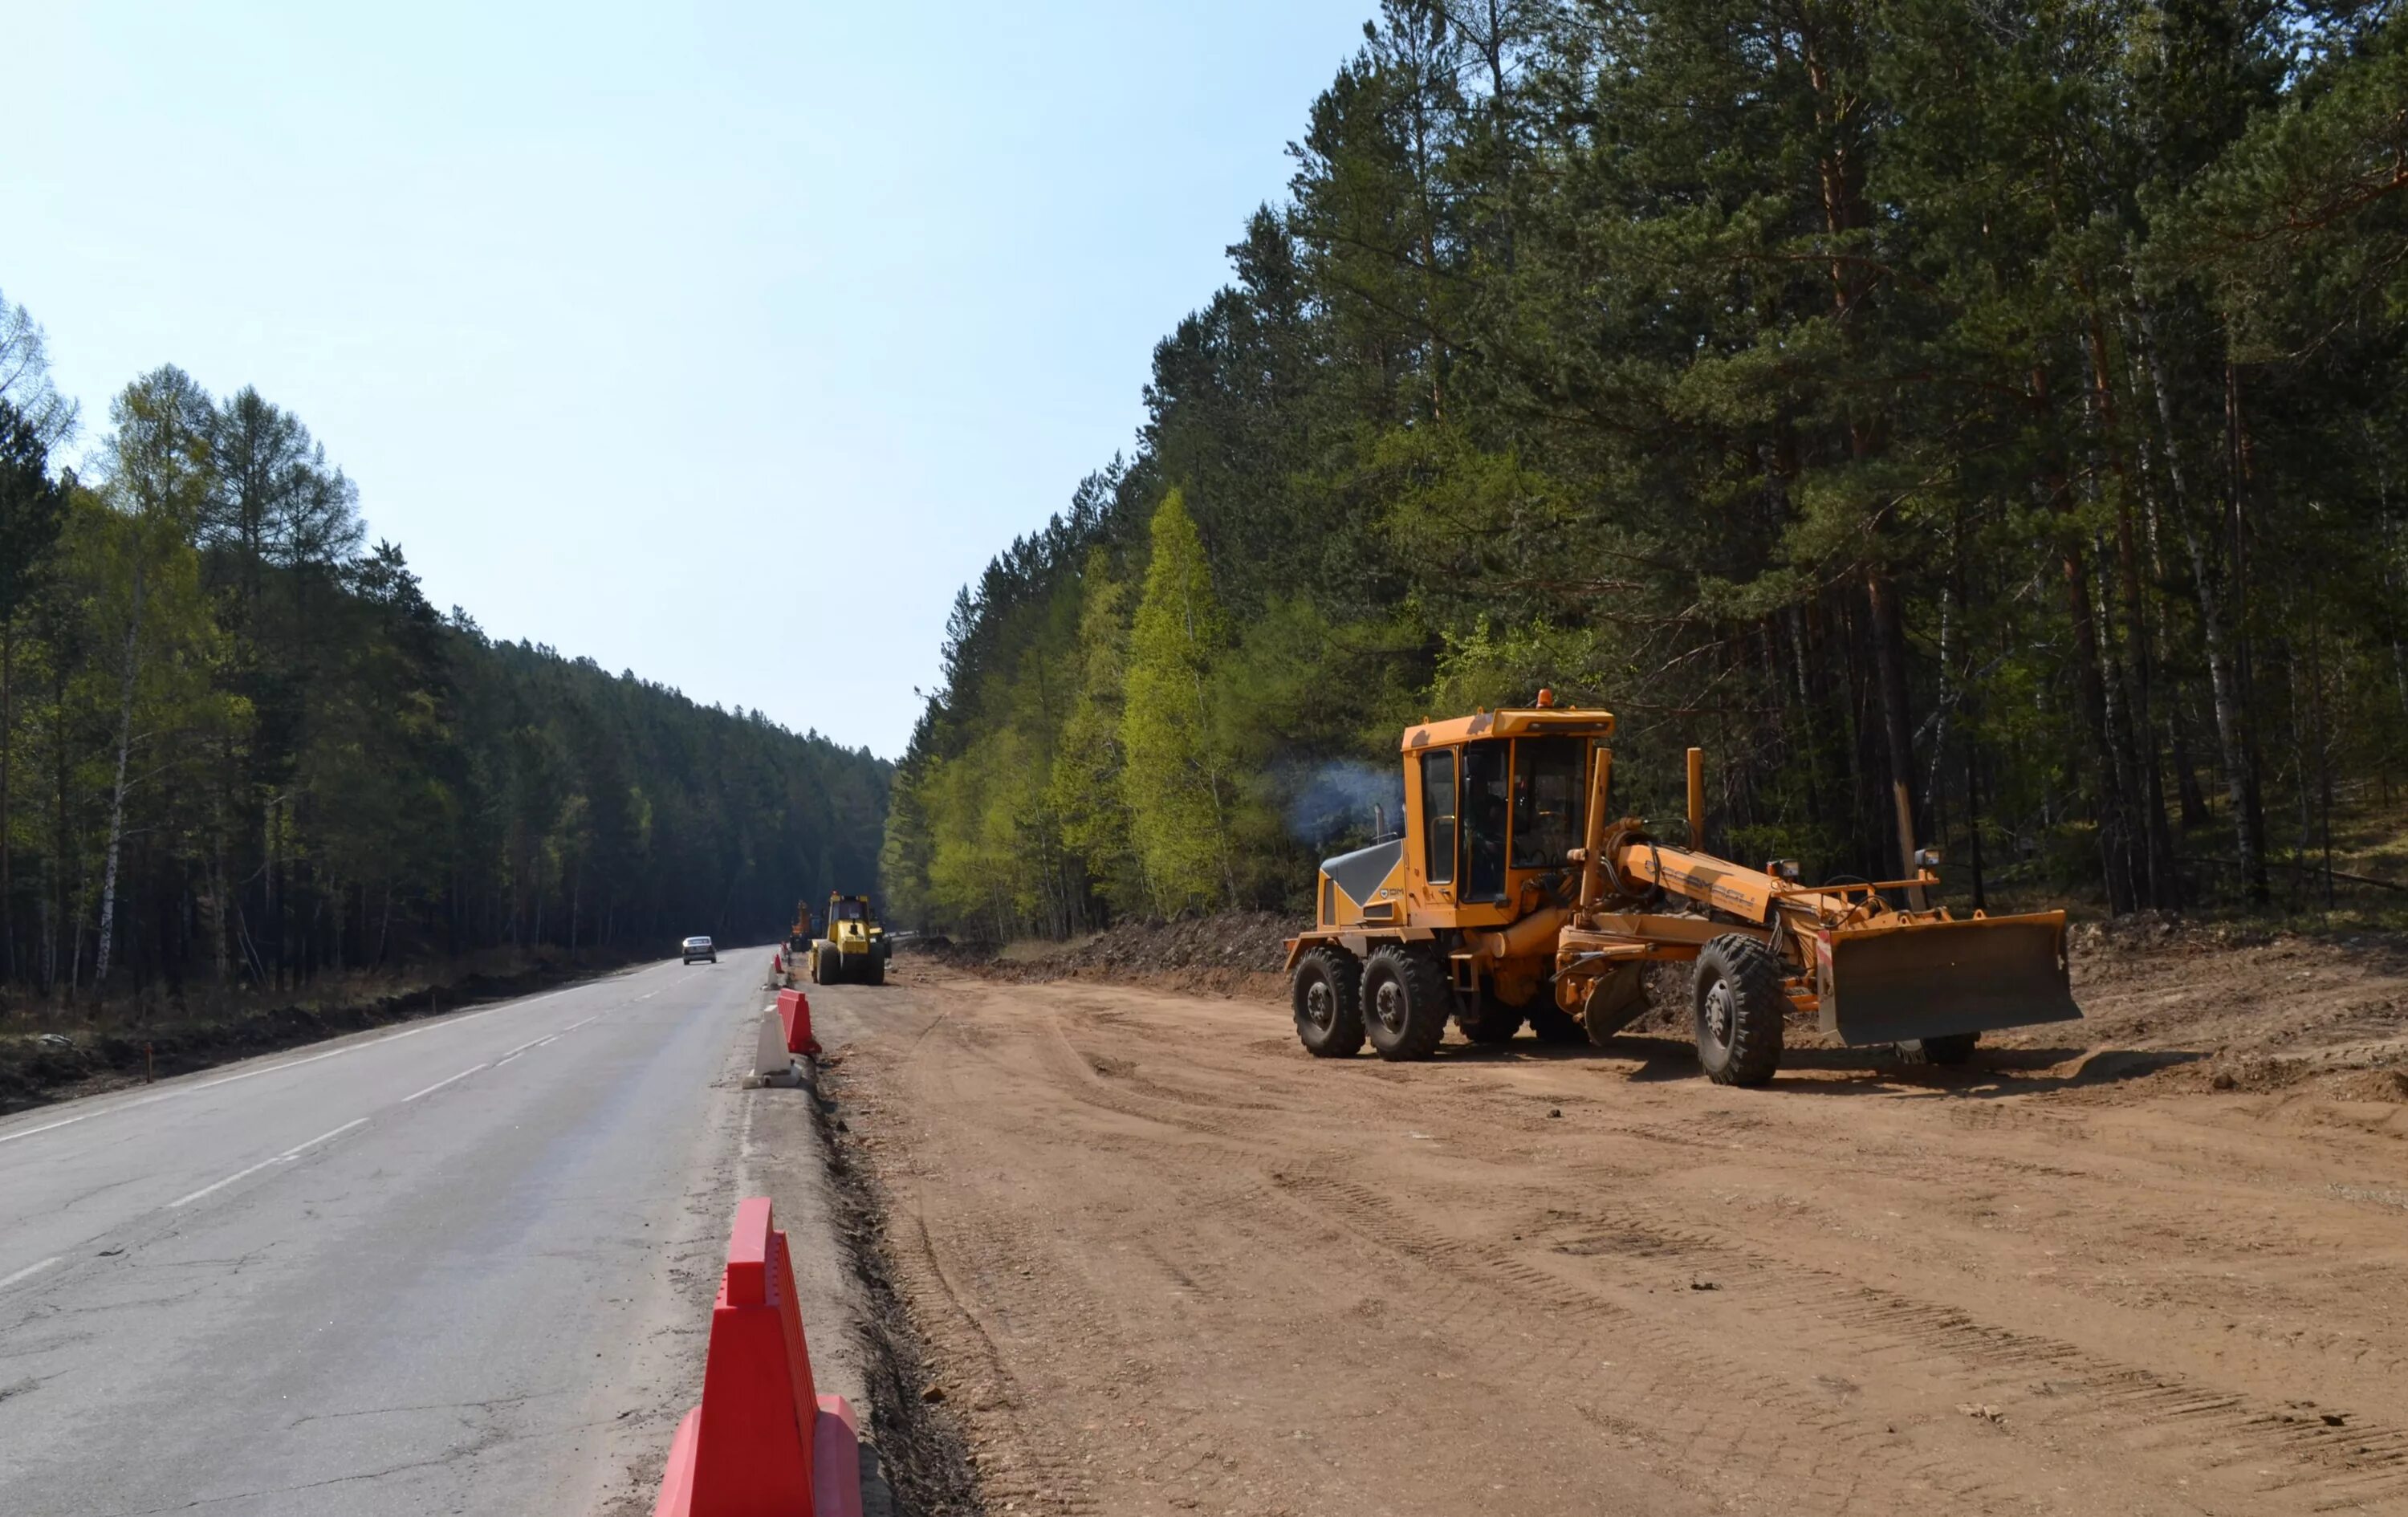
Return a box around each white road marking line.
[492,1034,559,1067]
[167,1155,287,1209]
[560,1015,600,1033]
[402,1064,489,1103]
[0,1113,92,1146]
[169,1118,369,1208]
[0,1256,63,1291]
[0,986,602,1147]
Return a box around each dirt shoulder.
[964,909,2408,1100]
[821,948,2408,1516]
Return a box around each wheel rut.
[831,966,2408,1517]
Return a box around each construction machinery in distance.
[787,901,813,957]
[1283,695,2080,1085]
[811,893,890,986]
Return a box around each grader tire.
[1292,947,1366,1058]
[1456,990,1524,1045]
[1362,946,1450,1062]
[1527,1007,1588,1045]
[1692,933,1785,1087]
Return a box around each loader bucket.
[1819,910,2080,1046]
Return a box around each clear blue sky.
[4,1,1373,758]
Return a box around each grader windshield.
[1510,737,1588,868]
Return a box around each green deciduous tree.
[1121,490,1235,913]
[1048,554,1145,914]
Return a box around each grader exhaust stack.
[1283,698,2081,1085]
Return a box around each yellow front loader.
[1282,697,2078,1084]
[811,893,889,986]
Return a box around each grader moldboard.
[1281,697,2080,1085]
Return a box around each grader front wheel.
[1692,934,1785,1087]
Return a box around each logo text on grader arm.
[1660,860,1760,916]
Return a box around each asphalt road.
[0,953,769,1517]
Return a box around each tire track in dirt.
[1267,1169,2051,1515]
[1039,986,2408,1489]
[1275,1160,2408,1514]
[847,969,2408,1516]
[892,1196,1107,1515]
[888,1009,1106,1515]
[1530,1200,2408,1508]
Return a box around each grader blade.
[1820,911,2079,1046]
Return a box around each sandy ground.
[806,937,2408,1517]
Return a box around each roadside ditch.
[811,1053,988,1517]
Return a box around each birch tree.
[87,369,225,988]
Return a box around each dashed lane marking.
[492,1035,559,1067]
[0,974,670,1149]
[0,1256,63,1291]
[169,1118,370,1209]
[402,1064,490,1103]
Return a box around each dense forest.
[0,293,887,1001]
[884,0,2408,940]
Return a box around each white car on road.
[681,935,716,965]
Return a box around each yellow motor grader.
[1281,696,2078,1084]
[811,893,889,986]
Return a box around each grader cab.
[1283,697,2079,1084]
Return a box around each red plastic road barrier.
[775,988,820,1058]
[772,950,783,975]
[653,1198,864,1517]
[811,1393,863,1517]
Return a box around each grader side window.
[1462,742,1510,901]
[1510,736,1588,868]
[1419,750,1458,886]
